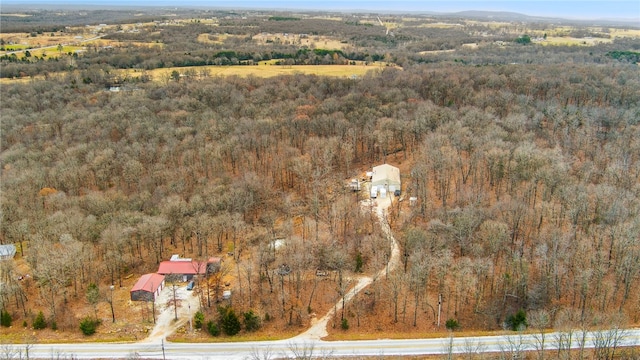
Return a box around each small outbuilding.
[206,257,222,274]
[130,273,165,302]
[371,164,401,194]
[349,179,361,191]
[0,244,16,261]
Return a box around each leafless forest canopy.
[1,8,640,338]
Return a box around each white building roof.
[0,244,16,259]
[371,164,401,187]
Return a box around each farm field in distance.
[0,62,388,84]
[1,4,639,359]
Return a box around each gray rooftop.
[0,244,16,259]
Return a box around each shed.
[130,273,165,302]
[371,164,401,193]
[349,179,361,191]
[207,257,223,274]
[0,244,16,260]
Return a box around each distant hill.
[1,2,638,27]
[451,10,545,21]
[447,10,639,27]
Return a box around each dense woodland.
[1,8,640,347]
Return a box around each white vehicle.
[370,186,378,199]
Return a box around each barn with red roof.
[157,256,207,282]
[130,273,165,302]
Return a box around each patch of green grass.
[57,45,83,53]
[1,44,29,51]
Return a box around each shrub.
[1,309,11,327]
[33,311,47,330]
[194,311,205,330]
[515,34,531,44]
[243,310,261,332]
[79,317,101,336]
[51,320,57,330]
[445,318,459,331]
[218,306,241,336]
[506,309,528,331]
[341,318,349,330]
[355,252,363,273]
[207,320,220,336]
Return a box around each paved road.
[9,328,640,359]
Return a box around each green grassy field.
[1,44,30,51]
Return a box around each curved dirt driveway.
[293,196,401,341]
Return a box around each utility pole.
[161,338,166,360]
[438,293,442,328]
[172,282,178,321]
[109,285,115,323]
[151,281,156,324]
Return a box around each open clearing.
[610,28,640,38]
[418,22,465,28]
[1,32,78,50]
[130,62,389,80]
[0,63,391,84]
[540,36,613,46]
[1,13,33,17]
[251,33,348,50]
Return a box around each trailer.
[350,179,361,191]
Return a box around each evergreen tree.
[194,311,205,329]
[207,320,220,336]
[79,317,101,335]
[445,318,459,331]
[218,306,241,336]
[33,311,47,330]
[506,309,528,331]
[1,309,12,327]
[243,310,261,332]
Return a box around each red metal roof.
[131,273,165,293]
[157,260,206,275]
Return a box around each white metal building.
[371,164,401,194]
[0,244,16,261]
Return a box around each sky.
[4,0,640,21]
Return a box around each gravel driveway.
[142,281,201,342]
